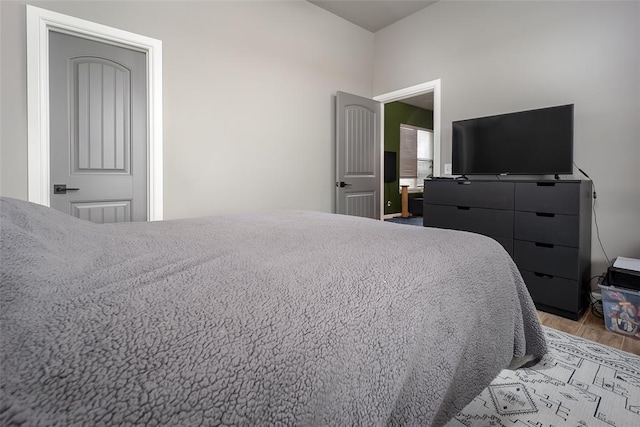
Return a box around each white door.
[335,91,381,219]
[49,31,147,223]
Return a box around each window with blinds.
[399,124,433,189]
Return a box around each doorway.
[374,79,441,219]
[26,5,164,220]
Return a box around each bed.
[0,197,546,426]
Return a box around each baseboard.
[383,213,402,219]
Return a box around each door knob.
[53,184,80,194]
[336,181,352,188]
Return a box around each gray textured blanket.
[0,197,546,426]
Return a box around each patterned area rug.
[447,326,640,426]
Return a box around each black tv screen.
[452,104,574,175]
[384,151,396,183]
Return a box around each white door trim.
[374,79,442,219]
[26,5,163,220]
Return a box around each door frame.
[374,79,441,219]
[26,5,163,220]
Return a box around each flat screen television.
[384,151,396,183]
[452,104,574,175]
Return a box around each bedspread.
[0,197,546,426]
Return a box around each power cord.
[588,274,605,319]
[573,162,611,265]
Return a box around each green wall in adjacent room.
[384,101,433,215]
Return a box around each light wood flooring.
[539,309,640,356]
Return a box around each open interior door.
[49,31,148,223]
[335,91,381,219]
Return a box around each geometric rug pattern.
[447,326,640,426]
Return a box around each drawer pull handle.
[534,272,554,279]
[535,212,555,218]
[457,206,470,210]
[537,182,556,187]
[535,242,554,248]
[457,181,471,185]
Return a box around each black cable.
[588,274,605,318]
[591,297,604,319]
[573,162,611,265]
[592,205,611,265]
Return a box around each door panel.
[345,105,376,175]
[336,91,381,219]
[71,201,131,224]
[49,31,147,223]
[73,58,131,173]
[346,192,376,218]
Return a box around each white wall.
[3,0,638,275]
[0,0,374,218]
[374,0,640,274]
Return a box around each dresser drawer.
[520,270,581,314]
[514,240,579,280]
[514,211,580,247]
[424,181,514,210]
[424,204,514,238]
[515,182,580,214]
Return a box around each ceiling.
[308,1,438,33]
[400,93,434,110]
[309,0,436,111]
